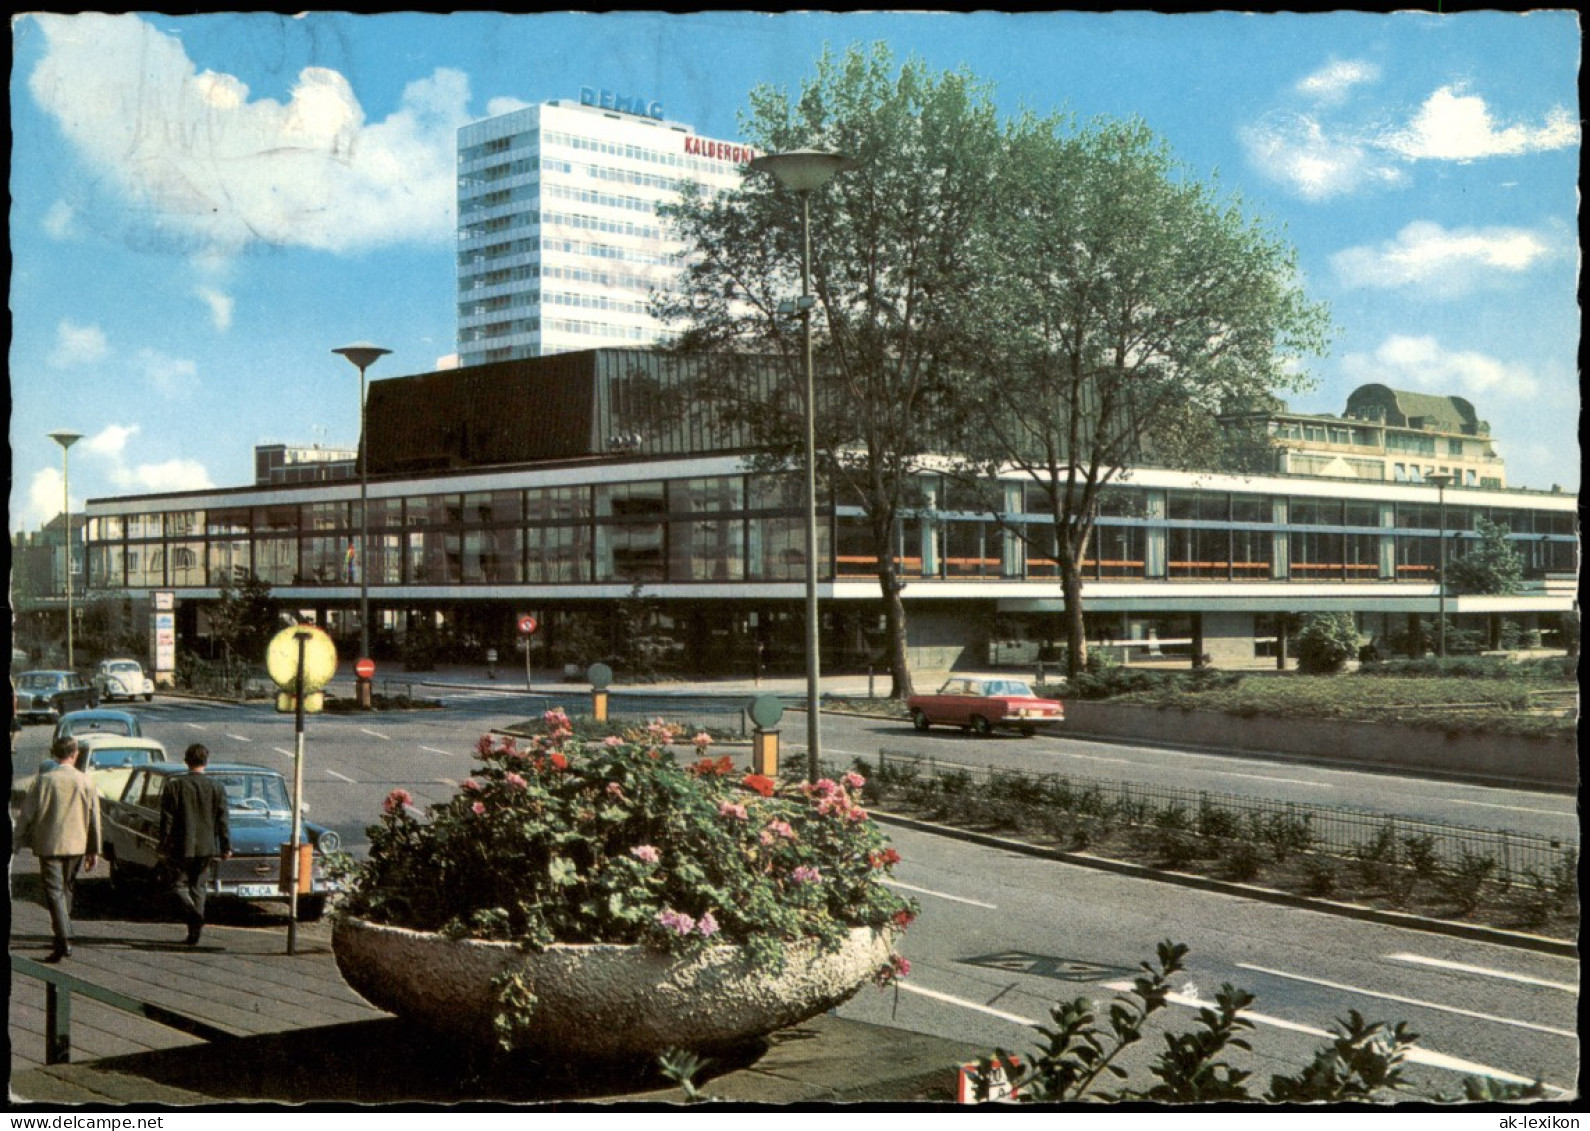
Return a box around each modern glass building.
[82,350,1579,676]
[457,96,755,366]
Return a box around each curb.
[870,809,1577,958]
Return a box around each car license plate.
[233,883,279,898]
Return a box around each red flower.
[743,773,776,798]
[869,847,902,869]
[689,755,735,778]
[892,909,916,930]
[549,751,569,771]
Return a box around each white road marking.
[359,727,392,740]
[325,770,357,784]
[226,734,251,743]
[1054,751,1131,765]
[1202,770,1331,787]
[1234,964,1576,1039]
[1448,798,1573,818]
[184,723,208,730]
[1386,954,1579,994]
[1103,981,1551,1089]
[420,746,455,757]
[894,981,1039,1026]
[884,880,997,909]
[273,747,294,759]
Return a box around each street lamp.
[47,430,84,669]
[333,343,390,707]
[1426,472,1454,658]
[750,149,856,784]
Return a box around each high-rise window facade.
[457,100,754,365]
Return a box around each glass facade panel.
[126,545,164,587]
[943,520,996,577]
[1343,502,1380,528]
[203,540,246,585]
[98,515,125,540]
[526,525,590,583]
[1290,498,1342,525]
[835,516,875,578]
[305,501,350,531]
[748,516,812,580]
[361,498,404,528]
[1230,495,1268,524]
[1396,533,1439,580]
[462,528,524,583]
[164,510,204,538]
[1168,491,1228,522]
[1230,529,1272,578]
[1168,528,1230,579]
[1396,503,1440,530]
[206,507,251,535]
[1344,533,1380,578]
[599,523,665,582]
[672,476,743,514]
[405,496,458,526]
[747,474,802,512]
[1291,530,1344,579]
[89,544,124,588]
[1095,487,1145,518]
[126,514,162,539]
[670,518,745,581]
[463,490,523,525]
[596,481,667,518]
[257,504,300,533]
[301,535,355,584]
[1097,525,1145,579]
[526,485,590,521]
[254,537,296,584]
[406,530,460,583]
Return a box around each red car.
[907,677,1064,737]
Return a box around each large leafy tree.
[1446,517,1524,595]
[949,117,1331,676]
[210,573,279,669]
[655,45,1006,697]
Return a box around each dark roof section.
[1345,384,1489,436]
[363,349,785,475]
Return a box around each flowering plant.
[339,710,916,970]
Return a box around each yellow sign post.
[266,624,338,953]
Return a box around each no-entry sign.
[518,615,539,635]
[355,658,376,680]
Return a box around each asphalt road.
[12,693,1578,1100]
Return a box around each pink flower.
[606,782,626,799]
[873,954,911,986]
[631,845,661,864]
[471,800,486,816]
[697,912,720,938]
[504,772,527,789]
[461,778,481,792]
[791,865,823,885]
[759,820,796,846]
[542,707,573,735]
[603,735,624,747]
[718,801,749,821]
[646,719,676,745]
[844,771,866,790]
[656,908,696,935]
[475,735,495,758]
[692,732,713,749]
[382,788,412,815]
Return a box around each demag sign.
[580,86,663,120]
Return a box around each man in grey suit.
[14,736,102,962]
[159,743,232,946]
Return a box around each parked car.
[93,658,156,703]
[102,762,341,921]
[11,733,170,805]
[907,677,1065,737]
[54,707,145,742]
[14,670,98,724]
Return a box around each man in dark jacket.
[159,743,231,946]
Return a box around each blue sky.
[9,11,1581,532]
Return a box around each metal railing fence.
[871,750,1576,884]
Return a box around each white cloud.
[485,96,532,117]
[83,423,139,458]
[43,200,77,238]
[48,319,110,368]
[27,13,469,257]
[1296,60,1378,103]
[195,286,234,330]
[108,458,215,494]
[1381,86,1580,161]
[24,467,69,530]
[136,348,201,397]
[1340,334,1538,398]
[1240,111,1406,202]
[1331,221,1555,296]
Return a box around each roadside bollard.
[748,694,784,779]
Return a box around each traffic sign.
[518,615,539,635]
[267,625,338,693]
[355,658,376,680]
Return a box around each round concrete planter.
[333,916,893,1057]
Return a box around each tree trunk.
[878,565,913,698]
[1059,558,1088,679]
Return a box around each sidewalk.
[9,880,982,1106]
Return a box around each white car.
[93,658,155,703]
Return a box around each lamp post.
[1426,472,1454,657]
[47,430,84,669]
[333,343,391,708]
[749,149,855,784]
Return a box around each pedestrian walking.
[14,736,101,962]
[159,743,232,946]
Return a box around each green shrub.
[1300,858,1338,897]
[1436,850,1499,915]
[1222,841,1264,882]
[1295,613,1360,674]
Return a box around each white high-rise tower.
[456,94,756,366]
